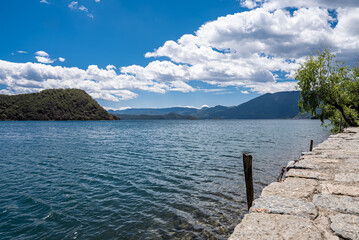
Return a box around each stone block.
[228,213,322,240]
[321,183,359,197]
[262,177,318,200]
[250,195,318,220]
[313,194,359,215]
[334,173,359,183]
[286,169,331,180]
[330,213,359,240]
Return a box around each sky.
[0,0,359,110]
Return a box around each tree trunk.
[330,102,358,127]
[338,107,358,127]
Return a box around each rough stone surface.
[229,128,359,240]
[262,177,318,200]
[334,173,359,182]
[313,214,340,240]
[330,213,359,240]
[321,183,359,197]
[287,159,340,170]
[228,213,322,240]
[286,169,331,180]
[313,194,359,215]
[250,195,318,219]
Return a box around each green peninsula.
[0,89,119,120]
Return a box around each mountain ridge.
[110,91,305,119]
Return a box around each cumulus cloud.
[132,2,359,93]
[35,51,49,57]
[240,0,262,9]
[2,0,359,102]
[34,51,66,64]
[0,60,194,101]
[35,51,55,63]
[241,0,359,10]
[35,56,54,64]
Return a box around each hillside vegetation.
[0,89,119,120]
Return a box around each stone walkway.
[228,127,359,240]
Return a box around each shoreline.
[229,127,359,240]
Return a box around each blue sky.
[0,0,358,109]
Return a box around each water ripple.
[0,120,330,239]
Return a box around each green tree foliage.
[0,89,120,120]
[295,49,359,132]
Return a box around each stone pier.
[229,127,359,240]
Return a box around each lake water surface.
[0,120,330,239]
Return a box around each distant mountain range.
[110,91,309,120]
[0,90,309,121]
[113,107,200,116]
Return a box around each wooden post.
[310,140,313,151]
[277,166,286,182]
[243,153,254,210]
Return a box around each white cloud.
[68,1,78,10]
[2,0,359,102]
[35,51,49,57]
[201,88,226,93]
[241,0,359,10]
[34,51,66,64]
[40,0,49,4]
[106,65,116,70]
[79,5,88,12]
[0,60,194,102]
[17,50,28,54]
[241,90,249,94]
[95,0,101,2]
[132,3,359,94]
[68,1,93,18]
[35,56,54,64]
[35,51,55,63]
[240,0,262,9]
[104,106,132,111]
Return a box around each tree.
[295,49,359,132]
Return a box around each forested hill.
[0,89,119,120]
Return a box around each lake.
[0,120,330,240]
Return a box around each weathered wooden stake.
[243,153,254,210]
[310,140,313,151]
[277,166,286,182]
